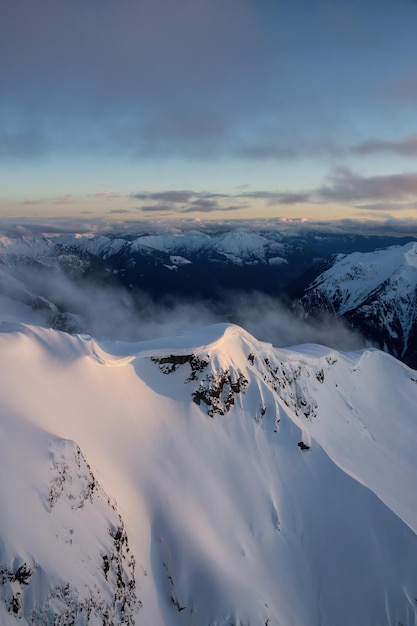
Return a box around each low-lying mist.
[0,263,367,352]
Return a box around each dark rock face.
[151,352,249,417]
[151,354,209,377]
[191,370,249,417]
[151,345,323,425]
[301,274,417,370]
[0,440,139,625]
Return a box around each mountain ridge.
[1,322,417,625]
[2,229,417,358]
[300,241,417,367]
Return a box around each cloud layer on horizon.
[126,169,417,216]
[1,214,417,239]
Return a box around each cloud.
[354,201,417,212]
[126,113,233,161]
[131,191,196,203]
[130,169,417,215]
[0,0,387,166]
[0,127,47,160]
[132,189,313,212]
[227,292,367,352]
[0,254,367,353]
[385,70,417,105]
[132,190,246,214]
[128,171,417,215]
[353,135,417,156]
[132,184,369,215]
[182,199,245,214]
[139,204,175,213]
[0,217,120,237]
[23,194,75,206]
[233,135,346,161]
[318,167,417,202]
[1,0,276,162]
[139,202,245,215]
[235,142,296,160]
[91,190,129,200]
[311,215,417,236]
[2,213,417,242]
[112,117,347,163]
[240,191,312,205]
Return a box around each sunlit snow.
[0,322,416,625]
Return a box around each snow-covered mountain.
[0,230,288,266]
[2,229,417,364]
[300,242,417,368]
[2,229,414,295]
[0,230,317,333]
[1,321,417,625]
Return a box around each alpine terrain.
[1,321,417,625]
[300,242,417,368]
[2,229,417,368]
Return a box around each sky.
[2,0,417,230]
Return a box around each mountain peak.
[1,320,417,625]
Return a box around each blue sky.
[2,0,417,229]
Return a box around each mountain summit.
[1,322,417,625]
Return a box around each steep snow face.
[1,323,417,625]
[301,242,417,366]
[304,243,417,315]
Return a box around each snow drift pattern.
[0,322,417,625]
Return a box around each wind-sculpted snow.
[1,322,417,625]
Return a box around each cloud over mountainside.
[9,225,417,367]
[0,231,364,350]
[0,322,416,625]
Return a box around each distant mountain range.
[1,322,416,625]
[1,228,416,296]
[1,228,417,367]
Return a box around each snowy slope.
[301,242,417,367]
[1,322,417,625]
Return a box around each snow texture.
[301,242,417,365]
[0,321,417,625]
